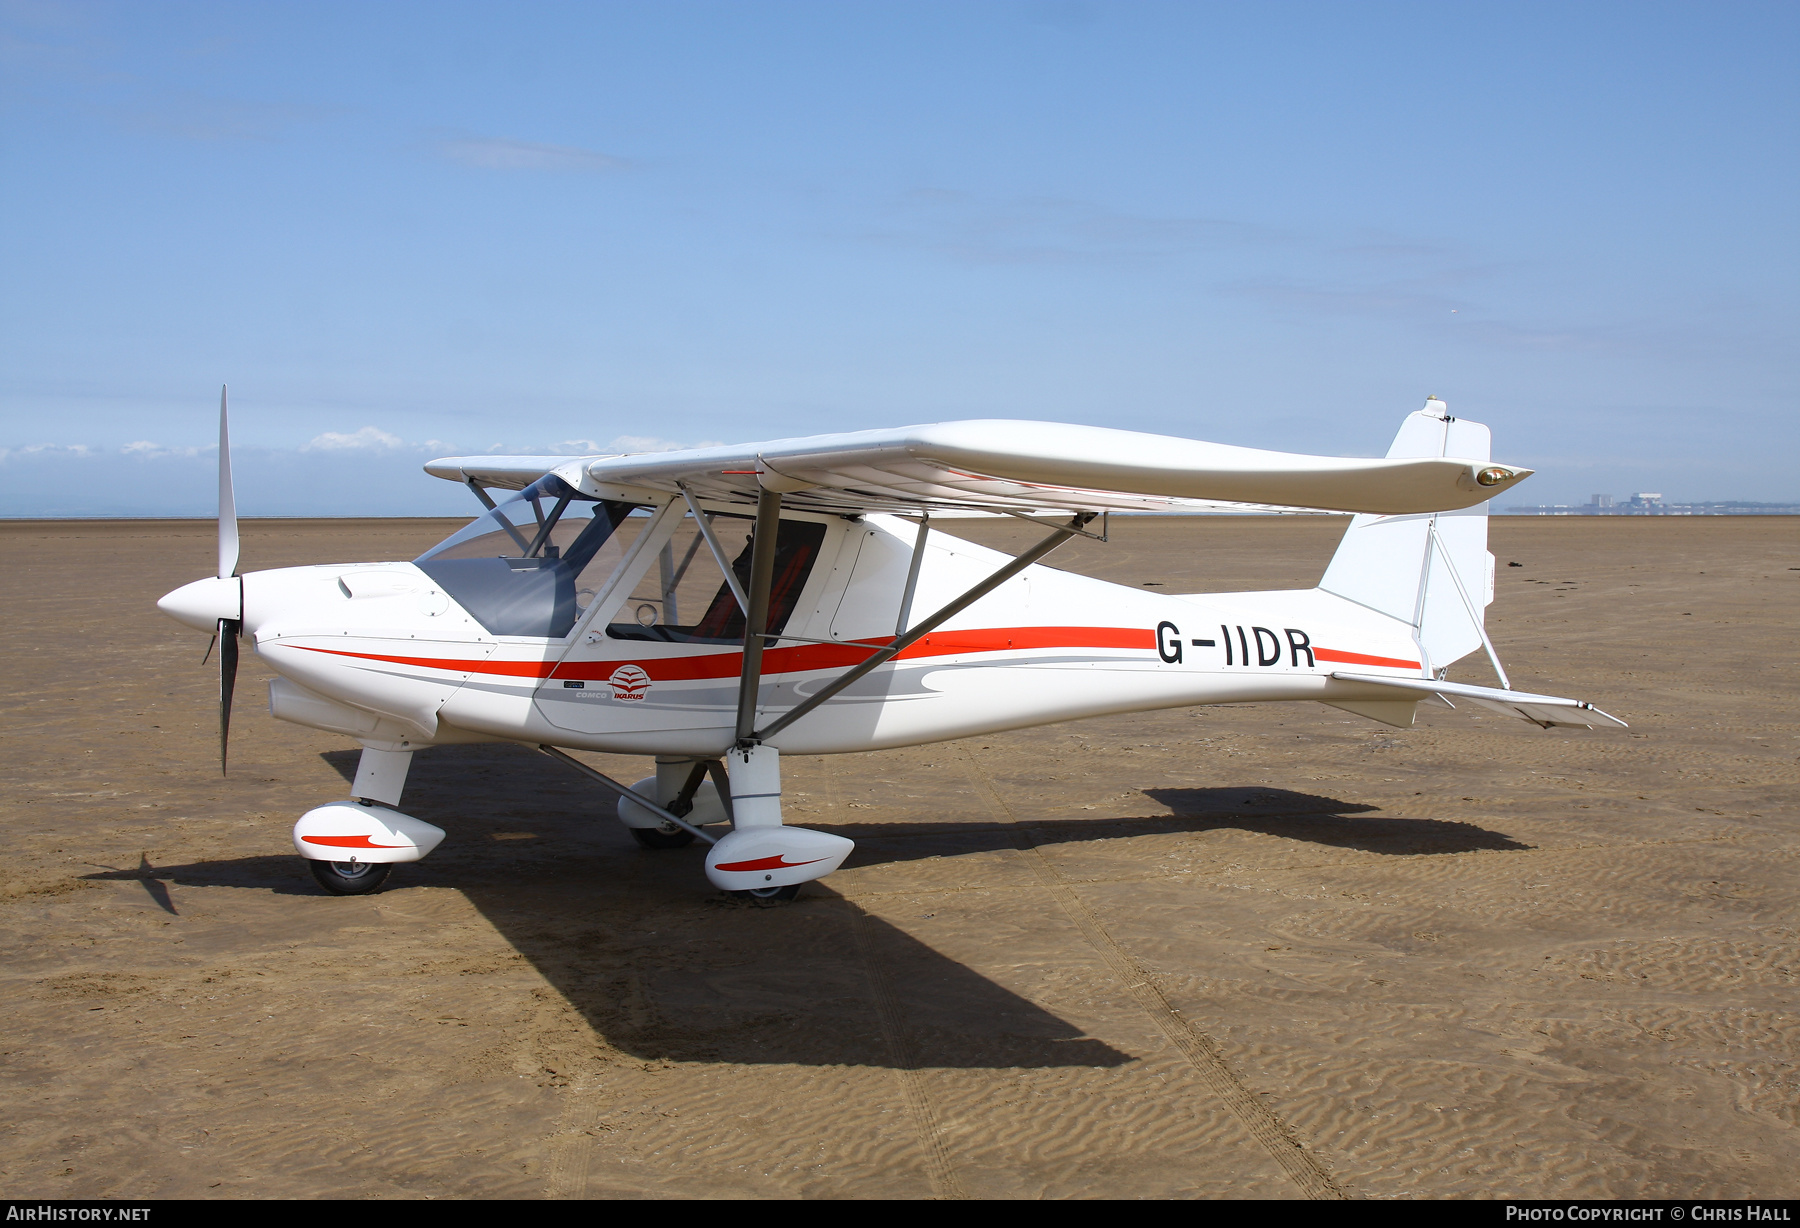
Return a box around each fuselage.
[179,511,1426,757]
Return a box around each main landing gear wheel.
[309,859,392,895]
[630,825,697,850]
[733,883,802,905]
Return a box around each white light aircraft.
[158,392,1624,899]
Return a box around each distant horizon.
[9,505,1797,523]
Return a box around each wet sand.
[1,514,1795,1199]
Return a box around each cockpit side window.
[416,478,634,638]
[607,517,827,645]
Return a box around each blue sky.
[2,0,1794,516]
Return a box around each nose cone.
[158,575,241,631]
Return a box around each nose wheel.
[733,883,802,904]
[310,859,392,895]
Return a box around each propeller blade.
[219,617,239,776]
[218,385,239,580]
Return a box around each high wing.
[425,419,1531,516]
[423,456,595,493]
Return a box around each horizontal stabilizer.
[1330,672,1628,730]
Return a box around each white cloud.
[611,435,723,453]
[302,426,405,452]
[1,443,93,460]
[550,436,695,454]
[122,440,205,459]
[605,435,683,453]
[478,435,715,456]
[436,136,628,173]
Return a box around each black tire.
[309,859,392,896]
[732,883,802,905]
[630,825,696,850]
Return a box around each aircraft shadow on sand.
[84,846,1124,1070]
[810,788,1533,864]
[85,742,1528,1071]
[319,745,1536,864]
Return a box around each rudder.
[1317,399,1497,675]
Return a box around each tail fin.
[1318,399,1498,677]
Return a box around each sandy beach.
[1,513,1795,1199]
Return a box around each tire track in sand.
[846,904,967,1200]
[531,986,620,1199]
[956,743,1346,1201]
[812,760,966,1198]
[546,1076,607,1200]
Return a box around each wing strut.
[680,482,751,616]
[894,513,929,637]
[735,489,786,745]
[463,477,499,511]
[750,511,1095,744]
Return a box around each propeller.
[216,386,241,776]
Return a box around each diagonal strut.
[751,511,1095,743]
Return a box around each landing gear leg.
[705,743,852,902]
[630,757,701,848]
[620,756,729,848]
[293,741,440,896]
[727,744,792,901]
[352,741,413,808]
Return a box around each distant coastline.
[1506,501,1800,516]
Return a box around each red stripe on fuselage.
[291,646,556,676]
[1312,647,1421,670]
[294,626,1156,683]
[293,631,1419,679]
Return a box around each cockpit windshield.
[416,477,633,637]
